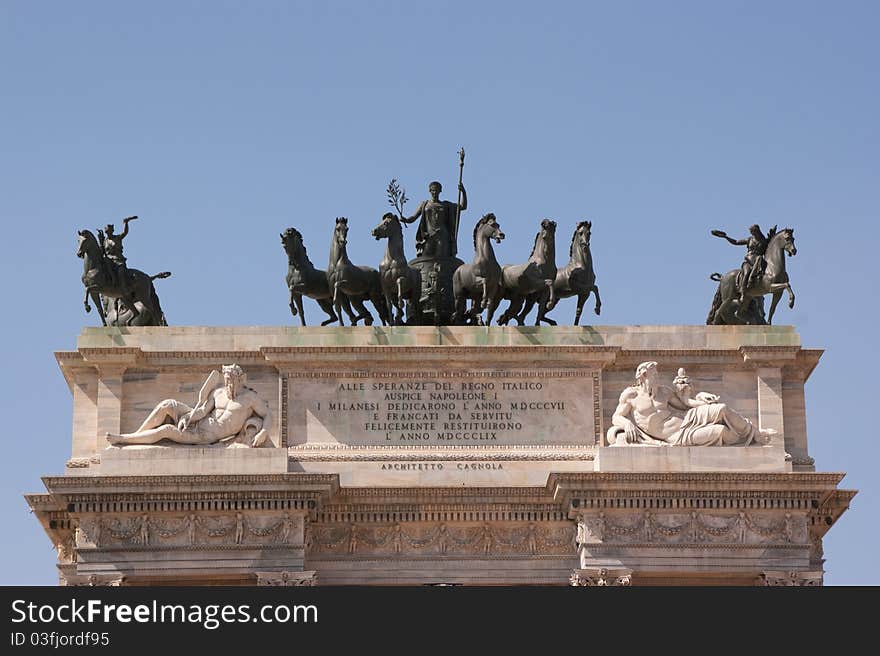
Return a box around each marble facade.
[26,326,854,585]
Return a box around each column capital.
[758,570,823,586]
[570,567,632,587]
[255,570,317,586]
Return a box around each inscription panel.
[288,370,597,446]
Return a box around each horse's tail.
[151,271,172,281]
[706,284,723,325]
[709,272,722,282]
[149,284,168,326]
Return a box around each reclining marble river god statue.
[106,364,271,448]
[607,362,777,447]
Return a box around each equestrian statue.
[707,224,796,325]
[76,216,171,327]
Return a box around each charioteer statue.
[393,149,468,324]
[401,179,467,258]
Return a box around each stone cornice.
[550,472,846,487]
[23,493,61,511]
[60,345,824,370]
[55,351,94,390]
[42,474,340,501]
[549,472,848,506]
[814,488,858,531]
[739,346,802,366]
[794,349,824,382]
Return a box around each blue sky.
[1,1,877,584]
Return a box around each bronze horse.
[707,227,797,325]
[497,219,558,326]
[281,227,354,326]
[371,213,421,325]
[452,213,506,325]
[554,221,601,324]
[77,229,170,326]
[327,217,390,326]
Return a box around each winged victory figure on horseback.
[707,224,797,325]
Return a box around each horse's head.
[473,213,504,248]
[371,212,399,240]
[76,229,96,259]
[781,228,796,257]
[333,217,349,247]
[528,219,557,260]
[572,221,592,255]
[768,226,796,258]
[281,227,306,257]
[281,227,303,247]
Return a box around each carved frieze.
[308,521,574,556]
[576,511,808,546]
[74,512,304,548]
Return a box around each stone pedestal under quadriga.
[26,326,854,585]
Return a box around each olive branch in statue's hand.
[387,178,409,227]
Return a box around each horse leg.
[537,290,557,326]
[372,287,390,326]
[485,293,501,327]
[574,294,586,326]
[91,291,107,326]
[768,282,795,309]
[452,288,466,325]
[294,294,306,326]
[396,278,406,325]
[470,298,483,325]
[479,279,490,310]
[545,280,557,311]
[518,297,536,325]
[340,295,357,325]
[83,287,93,314]
[767,291,784,325]
[511,296,527,326]
[385,294,395,326]
[289,289,298,318]
[476,279,490,325]
[592,285,601,315]
[333,283,345,327]
[496,298,510,325]
[351,298,374,326]
[498,296,521,325]
[316,298,338,326]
